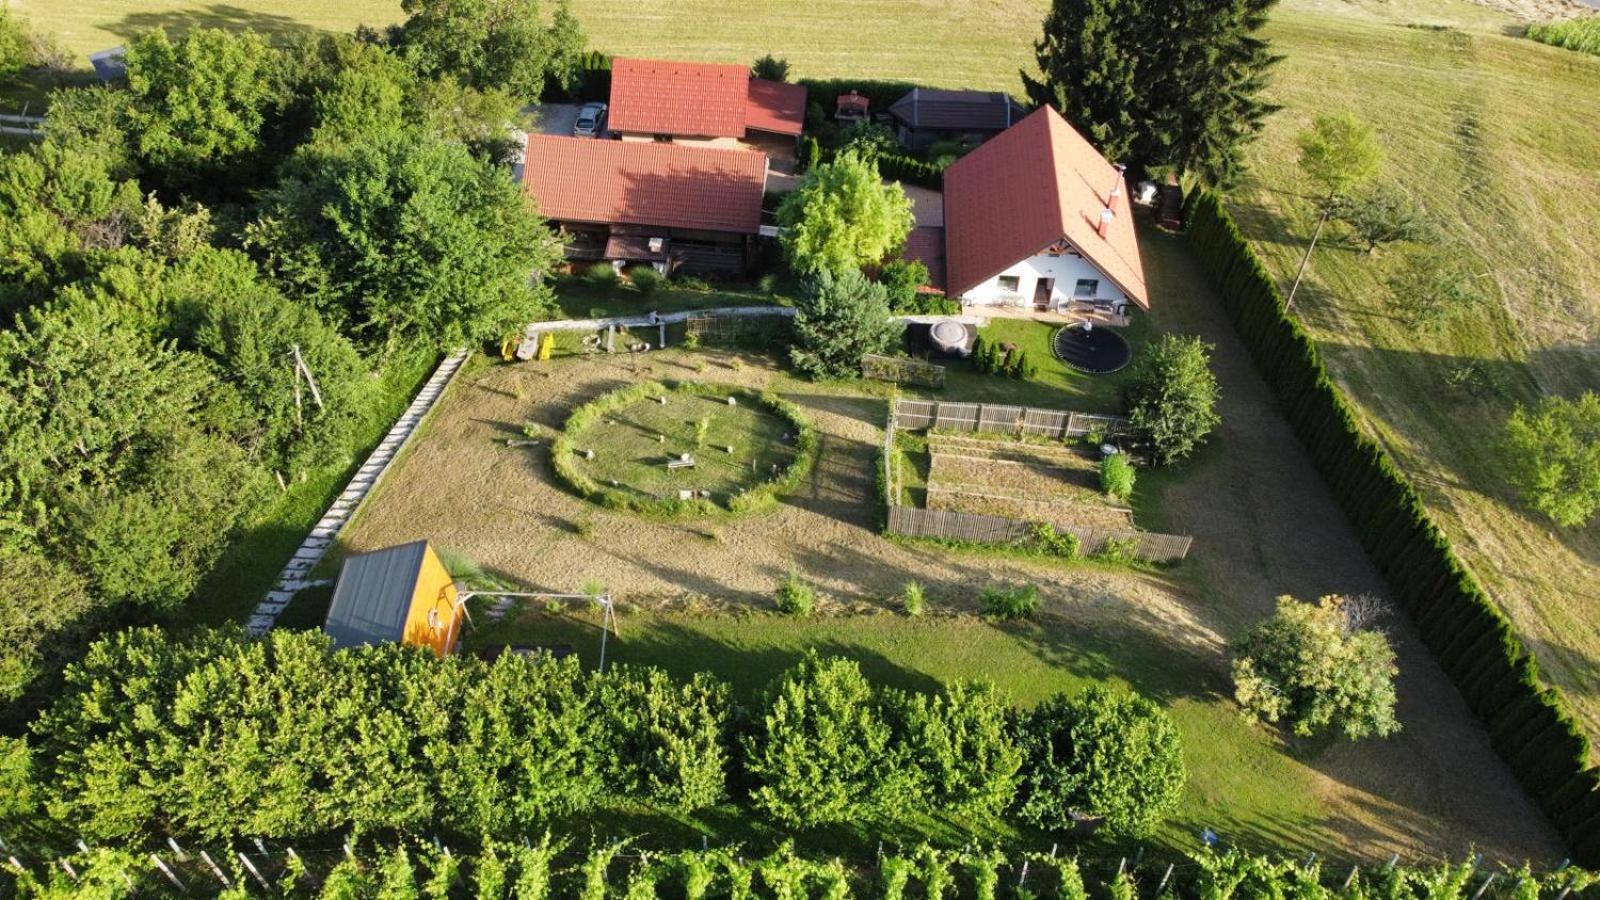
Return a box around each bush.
[1094,536,1144,566]
[1527,15,1600,55]
[629,265,664,295]
[980,583,1040,620]
[751,53,790,81]
[1015,687,1186,838]
[742,654,892,826]
[1503,392,1600,527]
[887,682,1023,822]
[901,580,926,616]
[1124,334,1221,465]
[1232,595,1400,741]
[1026,522,1081,559]
[775,569,815,616]
[584,263,618,286]
[595,667,730,811]
[1100,454,1136,501]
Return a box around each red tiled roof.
[609,57,749,139]
[942,106,1148,308]
[746,78,806,136]
[902,226,947,292]
[523,135,766,234]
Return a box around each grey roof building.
[887,89,1028,150]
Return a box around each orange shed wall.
[401,546,462,657]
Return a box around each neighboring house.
[917,105,1148,315]
[607,57,806,164]
[888,88,1028,152]
[523,134,767,275]
[323,541,464,657]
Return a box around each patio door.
[1033,277,1054,311]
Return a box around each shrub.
[584,263,618,286]
[901,580,926,616]
[1124,334,1221,465]
[742,654,892,826]
[1389,247,1487,331]
[879,259,931,312]
[887,682,1024,822]
[1094,536,1144,566]
[1502,392,1600,527]
[1016,687,1186,838]
[1232,595,1400,741]
[629,266,664,295]
[681,332,701,351]
[980,583,1040,620]
[750,53,790,82]
[1100,454,1136,501]
[775,569,815,616]
[1027,522,1081,559]
[595,667,730,811]
[1527,15,1600,55]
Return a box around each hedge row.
[551,381,817,517]
[1185,189,1600,863]
[877,153,946,190]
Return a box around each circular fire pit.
[1052,323,1132,374]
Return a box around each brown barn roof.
[609,57,750,138]
[888,88,1027,133]
[942,106,1148,307]
[523,135,766,234]
[746,78,807,136]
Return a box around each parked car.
[573,103,607,138]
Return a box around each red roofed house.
[936,105,1148,316]
[523,134,768,275]
[608,57,806,165]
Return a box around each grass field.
[334,227,1564,863]
[567,386,798,500]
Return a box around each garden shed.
[323,540,463,657]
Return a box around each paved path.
[245,349,471,634]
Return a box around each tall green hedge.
[1185,189,1600,863]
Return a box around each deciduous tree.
[1232,594,1401,740]
[400,0,586,100]
[1504,392,1600,527]
[1015,687,1185,837]
[1296,112,1383,204]
[776,151,914,277]
[1123,334,1221,465]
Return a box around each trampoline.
[1052,323,1132,374]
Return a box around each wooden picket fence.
[886,506,1193,563]
[892,399,1132,439]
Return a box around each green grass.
[1528,15,1600,55]
[1228,9,1600,738]
[567,387,798,501]
[465,606,1329,857]
[936,317,1146,415]
[180,347,439,626]
[552,277,792,320]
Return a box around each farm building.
[887,88,1027,152]
[607,57,806,164]
[523,134,768,275]
[909,105,1149,316]
[322,540,464,657]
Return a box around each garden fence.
[881,400,1191,562]
[892,399,1132,440]
[886,506,1192,563]
[861,354,946,388]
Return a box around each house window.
[1074,278,1099,298]
[997,275,1021,293]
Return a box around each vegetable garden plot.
[925,438,1133,529]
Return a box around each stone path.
[245,349,471,635]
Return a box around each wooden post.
[200,850,230,888]
[659,322,667,348]
[1285,206,1330,312]
[151,854,187,893]
[239,852,270,890]
[606,325,615,353]
[1156,864,1174,894]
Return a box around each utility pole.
[1285,205,1332,313]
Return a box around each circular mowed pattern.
[1052,323,1133,374]
[556,382,812,515]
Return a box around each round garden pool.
[1052,323,1132,374]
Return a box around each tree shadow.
[103,4,323,43]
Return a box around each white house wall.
[617,132,744,150]
[959,252,1130,311]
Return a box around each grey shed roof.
[888,89,1028,132]
[323,541,428,648]
[89,47,127,82]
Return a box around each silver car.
[573,103,607,138]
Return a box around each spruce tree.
[1023,0,1280,185]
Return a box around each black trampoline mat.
[1052,324,1132,374]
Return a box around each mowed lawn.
[1227,10,1600,739]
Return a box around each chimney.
[1097,207,1115,239]
[1108,163,1127,202]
